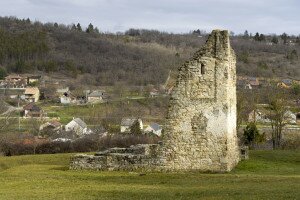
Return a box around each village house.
[249,109,297,124]
[60,92,76,104]
[60,94,71,104]
[120,118,143,133]
[86,90,106,103]
[248,109,271,123]
[144,123,162,136]
[39,121,62,133]
[284,111,297,124]
[53,138,72,142]
[277,79,293,89]
[149,89,159,98]
[5,74,24,83]
[24,87,40,102]
[248,77,260,88]
[23,103,44,118]
[4,74,27,88]
[27,75,41,85]
[65,118,92,136]
[56,87,75,104]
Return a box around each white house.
[249,109,297,124]
[248,110,271,123]
[144,123,162,136]
[60,92,75,104]
[284,111,297,124]
[60,96,71,104]
[87,90,106,103]
[120,118,143,133]
[65,118,92,136]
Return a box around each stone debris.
[70,30,240,172]
[70,144,162,171]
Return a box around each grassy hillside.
[0,150,299,199]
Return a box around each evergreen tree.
[86,23,94,33]
[130,120,142,134]
[281,32,288,44]
[243,122,260,147]
[254,32,260,41]
[193,29,201,35]
[259,34,266,41]
[243,30,249,39]
[271,36,278,44]
[71,24,77,31]
[125,28,140,36]
[76,23,82,31]
[0,67,7,80]
[287,49,298,60]
[54,22,58,28]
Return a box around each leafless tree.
[0,97,17,134]
[0,97,19,155]
[266,90,289,149]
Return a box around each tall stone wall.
[160,30,240,172]
[70,30,240,172]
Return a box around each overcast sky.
[0,0,299,35]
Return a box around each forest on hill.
[0,16,300,85]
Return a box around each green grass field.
[0,150,299,200]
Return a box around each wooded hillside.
[0,16,300,85]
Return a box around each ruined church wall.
[160,30,240,172]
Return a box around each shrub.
[0,133,160,156]
[243,123,265,148]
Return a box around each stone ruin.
[70,30,240,172]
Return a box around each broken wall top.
[192,30,234,61]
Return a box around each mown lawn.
[0,150,299,200]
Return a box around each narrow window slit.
[201,64,205,75]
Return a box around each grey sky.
[0,0,299,34]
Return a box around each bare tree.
[0,97,18,155]
[0,98,17,134]
[237,90,259,131]
[29,116,47,137]
[267,90,289,149]
[237,91,247,130]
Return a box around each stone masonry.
[70,30,240,172]
[161,29,240,172]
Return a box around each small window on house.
[201,63,205,75]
